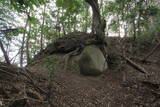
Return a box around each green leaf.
[28,17,39,24]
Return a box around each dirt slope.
[28,37,160,107]
[1,37,160,107]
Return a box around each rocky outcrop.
[78,45,108,76]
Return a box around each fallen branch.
[0,69,15,77]
[0,28,18,34]
[123,55,147,74]
[130,56,158,64]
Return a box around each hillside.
[1,37,160,107]
[1,0,160,107]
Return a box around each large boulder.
[78,45,108,76]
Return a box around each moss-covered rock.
[78,45,108,76]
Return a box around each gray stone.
[78,45,108,76]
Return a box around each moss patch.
[69,56,80,73]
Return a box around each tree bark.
[85,0,106,42]
[85,0,107,59]
[0,39,10,64]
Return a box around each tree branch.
[0,28,18,34]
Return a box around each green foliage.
[105,0,160,39]
[56,0,83,14]
[27,16,40,24]
[10,0,48,11]
[109,19,120,32]
[1,0,160,66]
[146,5,159,15]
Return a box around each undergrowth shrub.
[133,26,160,52]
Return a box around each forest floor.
[1,37,160,107]
[51,37,160,107]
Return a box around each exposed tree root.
[63,47,82,71]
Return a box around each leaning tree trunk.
[85,0,106,43]
[0,39,10,64]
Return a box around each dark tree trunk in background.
[20,19,28,67]
[85,0,106,43]
[0,39,10,64]
[133,18,136,40]
[40,5,46,51]
[26,23,31,64]
[56,7,61,37]
[84,4,89,32]
[61,9,66,36]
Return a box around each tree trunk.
[100,0,104,16]
[26,23,31,64]
[136,0,143,39]
[0,39,10,64]
[67,16,71,33]
[73,14,77,32]
[85,0,106,42]
[84,3,89,32]
[133,18,136,40]
[56,8,61,37]
[20,18,28,67]
[137,14,141,37]
[61,9,66,36]
[117,15,121,37]
[61,22,66,36]
[85,0,107,59]
[40,5,46,51]
[124,24,127,38]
